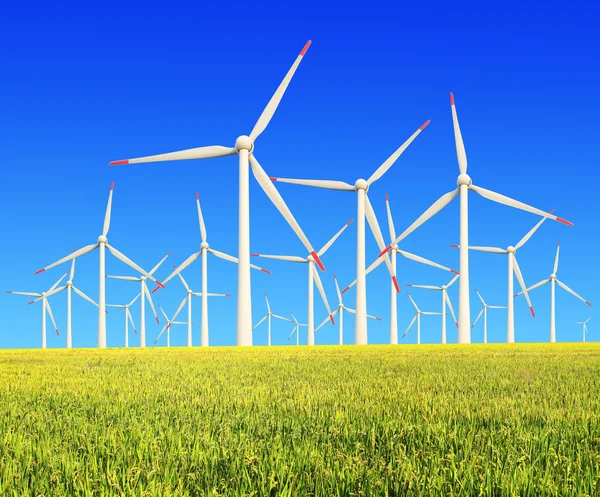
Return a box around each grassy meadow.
[0,344,599,496]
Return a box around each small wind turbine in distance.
[450,212,552,343]
[106,251,171,348]
[315,275,382,345]
[106,293,140,348]
[7,271,69,348]
[30,254,100,348]
[252,220,353,345]
[406,273,459,344]
[379,93,573,344]
[110,41,323,347]
[253,295,292,346]
[33,183,164,348]
[272,120,431,345]
[343,193,458,344]
[516,242,592,342]
[403,293,441,344]
[154,304,191,347]
[167,263,231,347]
[574,317,591,342]
[156,192,269,347]
[288,313,307,346]
[472,289,506,344]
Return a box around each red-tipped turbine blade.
[556,217,573,227]
[341,286,350,295]
[419,120,431,130]
[530,307,535,317]
[392,276,400,294]
[311,251,325,272]
[378,245,392,258]
[329,314,335,325]
[110,160,129,166]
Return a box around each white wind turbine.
[406,273,459,344]
[516,242,592,342]
[154,304,190,347]
[315,274,381,345]
[253,295,292,346]
[574,317,591,342]
[110,41,324,347]
[450,213,551,343]
[106,252,170,348]
[342,193,458,344]
[7,271,68,348]
[106,293,140,348]
[31,255,100,348]
[403,293,442,344]
[157,192,269,347]
[167,264,231,347]
[471,289,506,344]
[288,313,307,346]
[272,121,430,344]
[34,183,164,348]
[379,93,572,343]
[251,220,352,345]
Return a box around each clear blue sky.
[1,2,598,348]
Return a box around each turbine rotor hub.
[507,246,515,254]
[550,273,556,279]
[457,173,472,187]
[354,178,368,191]
[307,255,315,263]
[201,242,209,250]
[141,276,147,281]
[98,235,108,244]
[235,135,254,153]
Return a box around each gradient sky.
[1,2,599,348]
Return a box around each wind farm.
[2,13,599,497]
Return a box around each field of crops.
[1,344,599,496]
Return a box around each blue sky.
[1,2,599,348]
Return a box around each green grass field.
[1,344,599,496]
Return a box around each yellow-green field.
[1,344,599,496]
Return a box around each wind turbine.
[450,213,551,342]
[168,264,231,347]
[158,192,269,347]
[33,183,164,348]
[30,255,99,348]
[106,293,140,348]
[154,304,190,347]
[403,293,441,344]
[471,289,506,344]
[406,273,459,344]
[379,93,573,344]
[7,271,68,348]
[516,242,592,342]
[272,121,430,344]
[110,41,324,347]
[574,317,591,342]
[288,313,307,346]
[253,295,292,346]
[107,252,170,348]
[315,274,381,345]
[251,220,352,345]
[342,193,458,344]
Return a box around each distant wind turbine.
[471,289,506,344]
[403,293,441,344]
[574,317,591,342]
[288,313,307,346]
[253,295,292,346]
[106,293,140,348]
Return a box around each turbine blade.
[110,145,237,166]
[253,315,268,330]
[406,284,440,290]
[467,246,507,254]
[45,299,59,336]
[249,154,324,271]
[313,265,334,324]
[488,306,507,309]
[385,193,396,242]
[148,252,171,276]
[367,120,430,186]
[345,307,356,314]
[35,243,98,274]
[366,313,382,321]
[128,292,141,307]
[513,256,535,316]
[250,253,306,263]
[554,242,560,275]
[397,249,457,274]
[271,177,354,191]
[196,192,207,244]
[161,254,201,287]
[72,286,99,307]
[314,310,338,332]
[126,308,137,333]
[447,273,460,288]
[407,293,419,311]
[210,248,272,274]
[271,313,292,321]
[403,315,417,338]
[472,307,484,328]
[444,292,457,325]
[422,312,442,315]
[106,275,140,281]
[102,182,114,237]
[49,272,70,292]
[154,324,168,345]
[70,256,76,281]
[365,195,399,292]
[450,92,467,175]
[158,304,169,322]
[249,40,312,142]
[317,220,353,257]
[106,244,165,288]
[515,278,551,297]
[7,291,41,297]
[341,254,388,295]
[515,210,553,250]
[334,274,343,305]
[556,278,591,306]
[143,283,159,323]
[176,269,191,293]
[43,285,67,300]
[171,296,188,322]
[475,289,486,306]
[264,294,271,313]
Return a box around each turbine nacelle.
[307,254,315,263]
[507,246,516,254]
[550,273,556,280]
[235,135,253,153]
[141,276,147,281]
[201,242,210,250]
[97,235,108,244]
[457,173,472,187]
[354,178,368,191]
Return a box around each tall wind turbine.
[34,183,164,348]
[31,256,99,348]
[471,289,506,344]
[158,192,269,347]
[403,293,441,344]
[110,41,324,347]
[106,293,140,348]
[252,220,352,345]
[315,274,381,345]
[107,252,170,348]
[288,313,307,346]
[168,264,231,347]
[516,242,592,342]
[450,213,551,342]
[272,121,430,344]
[406,273,459,344]
[7,271,68,348]
[379,93,572,343]
[574,317,591,342]
[342,194,458,344]
[154,304,190,347]
[253,295,292,346]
